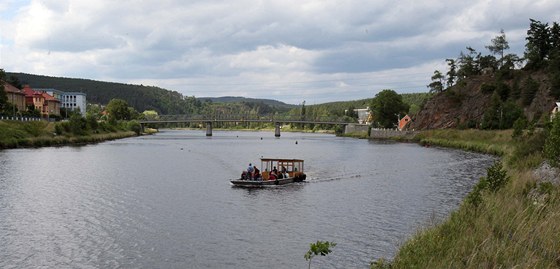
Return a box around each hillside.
[7,72,300,115]
[7,72,205,115]
[412,70,556,130]
[198,96,296,110]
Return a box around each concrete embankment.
[344,124,419,140]
[369,128,418,139]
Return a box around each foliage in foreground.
[305,241,336,269]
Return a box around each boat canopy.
[260,158,304,174]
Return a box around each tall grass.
[371,129,560,268]
[415,129,515,156]
[0,120,136,149]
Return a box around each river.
[0,130,495,268]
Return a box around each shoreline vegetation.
[371,128,560,268]
[0,120,138,149]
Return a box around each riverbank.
[0,120,138,149]
[371,129,560,268]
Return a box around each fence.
[0,115,42,122]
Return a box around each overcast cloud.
[1,0,559,104]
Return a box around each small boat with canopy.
[230,158,306,187]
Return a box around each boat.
[230,158,307,187]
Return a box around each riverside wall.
[344,123,369,134]
[369,128,418,139]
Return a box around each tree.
[521,76,539,106]
[0,69,8,114]
[446,59,457,87]
[427,70,445,93]
[481,92,502,130]
[370,89,410,128]
[300,100,306,120]
[525,19,551,69]
[457,46,481,79]
[69,114,88,135]
[7,75,22,89]
[486,29,510,68]
[106,98,132,122]
[304,241,336,269]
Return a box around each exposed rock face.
[412,71,557,130]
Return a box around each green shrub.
[69,115,88,135]
[54,123,65,135]
[466,178,488,208]
[544,115,560,167]
[480,83,496,94]
[86,114,99,130]
[511,118,526,139]
[466,161,509,208]
[521,77,539,106]
[486,161,509,193]
[127,120,141,135]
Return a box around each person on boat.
[241,171,248,180]
[281,166,288,178]
[269,171,277,181]
[272,166,278,175]
[253,165,260,180]
[247,163,254,177]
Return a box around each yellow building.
[2,81,26,114]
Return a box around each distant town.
[2,81,86,120]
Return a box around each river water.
[0,130,495,268]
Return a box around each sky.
[1,0,559,105]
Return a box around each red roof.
[22,85,39,97]
[398,115,412,130]
[42,92,59,102]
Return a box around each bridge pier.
[206,122,212,136]
[274,122,281,137]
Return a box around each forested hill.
[198,96,296,109]
[7,72,202,114]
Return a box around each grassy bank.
[0,120,137,149]
[415,129,515,156]
[372,129,560,268]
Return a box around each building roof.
[2,81,24,95]
[398,115,412,130]
[42,92,60,102]
[22,85,41,97]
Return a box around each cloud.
[1,0,560,104]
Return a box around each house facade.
[2,81,26,113]
[354,108,371,124]
[398,114,412,131]
[22,85,60,117]
[41,89,87,116]
[42,92,60,117]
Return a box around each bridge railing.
[142,114,355,124]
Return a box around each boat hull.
[230,174,306,187]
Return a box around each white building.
[40,89,87,117]
[354,107,371,124]
[551,102,560,121]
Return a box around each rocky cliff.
[412,70,557,130]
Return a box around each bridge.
[138,114,353,137]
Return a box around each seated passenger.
[253,165,260,180]
[269,172,277,180]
